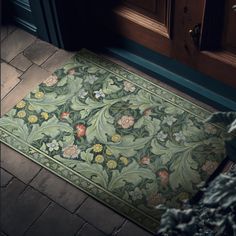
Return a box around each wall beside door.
[3,0,119,50]
[3,0,37,35]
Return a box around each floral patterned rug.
[0,49,228,233]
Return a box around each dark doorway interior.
[2,0,121,50]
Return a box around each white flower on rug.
[123,81,136,92]
[78,88,88,98]
[157,131,168,141]
[163,115,177,126]
[173,131,186,142]
[85,75,99,84]
[118,115,134,129]
[46,140,59,152]
[62,145,80,159]
[94,89,105,99]
[43,75,58,86]
[129,187,143,201]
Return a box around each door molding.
[112,0,173,56]
[114,0,173,39]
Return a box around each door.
[111,0,236,88]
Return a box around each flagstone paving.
[1,62,21,99]
[0,25,153,236]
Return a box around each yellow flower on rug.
[28,105,35,111]
[95,155,104,163]
[17,110,26,118]
[16,101,26,108]
[28,115,38,123]
[35,91,44,99]
[41,112,49,120]
[120,156,129,165]
[105,148,113,156]
[111,134,121,142]
[92,144,103,153]
[107,160,117,169]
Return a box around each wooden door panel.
[223,0,236,54]
[124,0,167,23]
[165,0,236,87]
[197,0,236,86]
[113,0,173,56]
[125,0,156,13]
[111,0,236,87]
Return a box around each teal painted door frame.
[6,0,74,48]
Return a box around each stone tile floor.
[0,25,153,236]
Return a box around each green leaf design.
[6,108,17,117]
[80,148,94,163]
[87,66,106,74]
[182,121,204,140]
[71,97,105,119]
[0,117,29,140]
[86,106,116,143]
[26,76,83,112]
[63,61,82,73]
[27,116,73,143]
[134,116,161,136]
[40,143,48,154]
[151,139,188,164]
[74,162,109,188]
[102,78,121,94]
[57,76,69,87]
[169,150,201,192]
[66,75,83,93]
[107,135,151,157]
[108,161,156,191]
[164,103,185,115]
[63,134,75,146]
[128,90,162,113]
[26,92,69,112]
[53,155,109,188]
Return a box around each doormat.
[0,49,228,233]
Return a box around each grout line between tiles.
[22,201,52,236]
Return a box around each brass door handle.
[189,24,201,47]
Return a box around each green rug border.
[0,49,223,233]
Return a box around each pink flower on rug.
[143,108,152,116]
[118,115,134,129]
[60,112,70,120]
[43,75,58,86]
[75,124,86,138]
[202,160,218,175]
[141,156,150,165]
[157,170,169,185]
[123,81,136,92]
[204,123,217,134]
[62,145,80,159]
[147,193,166,207]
